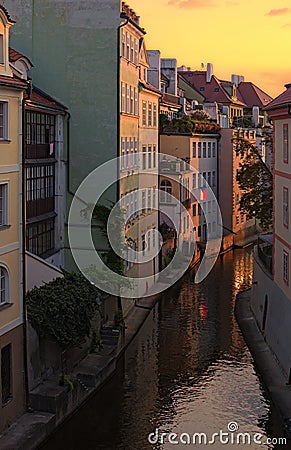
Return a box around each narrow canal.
[40,248,285,449]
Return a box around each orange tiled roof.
[238,82,273,109]
[9,48,33,66]
[179,71,246,106]
[26,86,67,111]
[265,84,291,110]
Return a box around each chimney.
[206,63,213,83]
[161,58,178,96]
[147,50,161,91]
[232,74,244,86]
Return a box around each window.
[25,112,55,158]
[26,218,55,257]
[236,215,239,225]
[126,33,130,60]
[207,171,211,186]
[147,189,152,211]
[192,142,197,158]
[1,344,12,405]
[198,142,201,158]
[208,142,211,158]
[0,102,8,140]
[148,102,152,126]
[148,145,152,169]
[130,86,134,114]
[152,228,156,247]
[142,101,147,126]
[198,225,201,237]
[121,83,126,112]
[202,172,207,187]
[283,250,289,284]
[0,183,8,227]
[203,142,207,158]
[142,146,147,170]
[212,171,216,187]
[212,141,216,158]
[134,89,138,115]
[153,104,157,127]
[192,173,196,189]
[283,124,289,163]
[26,164,55,218]
[126,85,130,114]
[121,31,126,57]
[192,203,197,216]
[283,187,289,228]
[0,266,9,305]
[141,190,146,213]
[153,145,157,168]
[160,180,172,203]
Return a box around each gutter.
[22,80,32,411]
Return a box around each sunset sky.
[129,0,291,98]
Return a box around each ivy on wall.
[26,272,99,350]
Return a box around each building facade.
[251,84,291,382]
[4,0,121,270]
[0,5,27,432]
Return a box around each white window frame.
[0,182,9,227]
[0,265,10,305]
[0,101,9,141]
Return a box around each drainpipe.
[117,13,129,311]
[22,80,32,410]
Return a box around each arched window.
[0,266,9,305]
[160,180,172,203]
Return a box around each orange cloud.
[168,0,216,8]
[266,8,291,16]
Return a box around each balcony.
[257,234,272,274]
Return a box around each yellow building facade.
[0,5,26,432]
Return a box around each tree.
[27,272,99,350]
[234,136,272,230]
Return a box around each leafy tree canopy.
[27,272,99,350]
[235,136,272,231]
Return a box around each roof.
[0,5,15,23]
[139,80,161,95]
[238,82,273,108]
[0,73,27,89]
[178,71,246,106]
[161,92,181,108]
[25,86,67,112]
[9,48,33,67]
[265,84,291,110]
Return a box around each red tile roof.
[265,84,291,110]
[0,73,27,89]
[139,80,161,95]
[9,48,33,67]
[179,71,246,106]
[25,86,67,111]
[237,82,272,108]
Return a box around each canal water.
[40,248,286,450]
